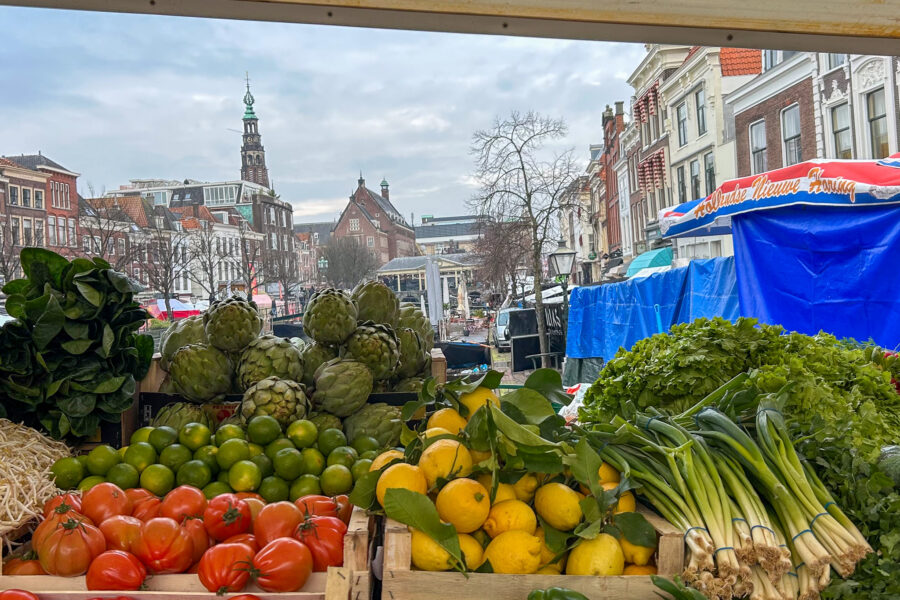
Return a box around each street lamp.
[317,257,328,286]
[516,264,528,307]
[548,238,577,341]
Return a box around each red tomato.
[99,515,143,553]
[197,542,256,594]
[125,488,154,504]
[186,562,200,574]
[223,533,259,553]
[235,492,264,502]
[2,558,46,575]
[203,494,252,541]
[160,486,207,522]
[294,515,346,572]
[86,550,147,591]
[36,518,107,577]
[251,537,313,592]
[33,504,92,550]
[132,517,194,574]
[82,483,133,525]
[131,496,161,522]
[254,501,304,547]
[228,596,262,600]
[0,590,40,600]
[43,493,83,518]
[333,494,352,524]
[182,518,211,563]
[294,495,338,518]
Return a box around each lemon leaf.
[384,488,464,570]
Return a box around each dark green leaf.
[2,278,32,296]
[613,511,657,548]
[58,393,96,418]
[349,470,383,511]
[500,388,556,424]
[31,295,65,350]
[463,406,491,452]
[61,339,94,355]
[74,281,103,307]
[401,398,427,422]
[574,517,606,540]
[500,400,528,424]
[93,376,125,394]
[383,488,463,571]
[537,516,571,554]
[133,335,154,378]
[96,392,134,415]
[68,413,101,437]
[100,324,115,358]
[571,438,604,498]
[92,256,111,269]
[400,422,418,447]
[524,368,572,406]
[489,404,560,449]
[474,560,493,573]
[63,320,90,340]
[5,294,26,319]
[518,445,564,474]
[20,248,68,285]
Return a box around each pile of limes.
[51,415,383,501]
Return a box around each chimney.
[381,177,390,200]
[615,101,625,115]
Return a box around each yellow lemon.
[599,462,620,484]
[469,449,491,463]
[427,408,468,434]
[566,534,625,576]
[624,564,658,575]
[482,530,542,574]
[536,564,562,575]
[483,499,537,538]
[457,387,499,419]
[475,475,517,504]
[424,427,453,439]
[370,449,405,472]
[436,478,491,533]
[458,533,484,570]
[536,526,567,570]
[376,463,428,506]
[418,439,472,488]
[600,481,636,514]
[534,483,583,531]
[410,528,454,571]
[512,473,539,502]
[619,535,656,566]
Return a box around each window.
[11,217,20,245]
[831,103,853,159]
[83,235,91,253]
[51,182,57,208]
[34,219,43,247]
[867,88,889,159]
[763,50,798,71]
[134,267,141,283]
[750,120,767,174]
[23,218,32,246]
[704,152,716,195]
[64,184,70,209]
[173,221,183,232]
[695,89,707,135]
[690,159,701,199]
[676,103,688,146]
[67,218,76,247]
[676,166,686,203]
[93,236,101,254]
[782,105,802,166]
[118,238,126,256]
[270,233,278,250]
[47,216,56,245]
[22,188,31,208]
[57,219,66,246]
[9,187,18,206]
[34,190,43,209]
[827,53,846,69]
[203,186,238,206]
[367,236,375,247]
[349,218,360,232]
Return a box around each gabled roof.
[4,154,78,176]
[361,186,410,228]
[293,221,334,245]
[415,221,480,240]
[720,48,762,76]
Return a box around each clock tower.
[240,74,270,188]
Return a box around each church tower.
[240,74,270,188]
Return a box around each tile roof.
[4,154,74,174]
[0,158,20,168]
[415,222,480,240]
[720,48,762,76]
[683,46,702,63]
[293,222,334,245]
[363,187,411,228]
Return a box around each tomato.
[197,542,256,594]
[0,590,40,600]
[294,495,338,518]
[186,562,200,574]
[254,501,304,547]
[334,494,352,524]
[33,504,92,550]
[203,494,252,541]
[160,486,207,522]
[125,488,154,504]
[36,518,107,576]
[131,495,161,521]
[251,537,313,592]
[243,497,265,530]
[223,533,259,552]
[132,517,194,574]
[2,558,46,575]
[294,515,346,572]
[82,483,133,525]
[99,515,143,553]
[43,493,83,518]
[182,518,211,563]
[86,550,147,591]
[228,596,262,600]
[235,492,264,502]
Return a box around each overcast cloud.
[1,7,645,224]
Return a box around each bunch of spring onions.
[583,386,870,600]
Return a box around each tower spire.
[240,73,269,188]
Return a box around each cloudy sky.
[2,7,646,224]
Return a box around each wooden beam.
[2,0,899,54]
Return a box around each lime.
[50,457,85,490]
[118,446,128,460]
[106,462,140,489]
[317,429,347,456]
[249,454,274,478]
[351,459,373,481]
[351,435,381,454]
[258,476,290,503]
[327,446,359,469]
[148,426,178,452]
[217,438,250,471]
[228,460,262,492]
[218,470,231,484]
[86,445,121,476]
[215,423,245,446]
[360,450,378,461]
[320,464,353,495]
[289,474,322,501]
[287,420,318,449]
[300,447,326,476]
[124,442,158,472]
[159,444,192,472]
[264,438,296,461]
[273,448,304,480]
[77,475,106,491]
[248,443,264,458]
[141,464,175,496]
[202,481,233,499]
[179,422,212,451]
[76,454,90,470]
[176,460,213,489]
[193,445,220,474]
[130,427,154,445]
[247,415,282,445]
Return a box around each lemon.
[376,463,428,506]
[512,473,539,502]
[566,534,625,576]
[423,427,453,439]
[483,499,536,538]
[410,528,454,571]
[619,535,656,566]
[457,387,499,419]
[624,564,658,575]
[600,482,637,513]
[370,449,405,472]
[458,533,484,570]
[426,408,467,434]
[534,483,583,531]
[469,449,491,463]
[482,530,542,574]
[418,439,472,488]
[435,479,490,533]
[475,475,516,504]
[536,526,567,570]
[598,462,620,484]
[536,565,562,574]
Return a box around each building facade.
[584,144,606,282]
[559,176,592,284]
[601,103,626,262]
[0,158,49,282]
[240,79,271,188]
[415,215,482,256]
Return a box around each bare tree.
[189,220,220,303]
[264,248,299,302]
[233,222,263,298]
[79,184,140,272]
[473,218,531,300]
[469,111,579,366]
[0,215,22,285]
[321,237,379,290]
[142,204,190,321]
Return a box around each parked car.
[492,307,516,351]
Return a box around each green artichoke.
[240,376,310,428]
[168,344,233,402]
[343,402,402,448]
[344,322,401,381]
[312,359,374,417]
[237,335,304,390]
[204,295,263,352]
[159,315,208,371]
[308,411,342,432]
[302,288,358,345]
[398,302,435,351]
[300,342,339,388]
[352,280,399,327]
[396,327,427,379]
[394,377,425,393]
[151,402,216,430]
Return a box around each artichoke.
[343,402,402,448]
[394,377,425,393]
[237,335,304,390]
[352,280,399,327]
[312,359,374,417]
[399,302,435,351]
[302,288,358,345]
[159,315,208,371]
[151,402,216,430]
[240,376,310,428]
[308,411,343,432]
[372,380,391,393]
[396,327,427,379]
[300,342,339,388]
[168,344,233,402]
[204,295,263,352]
[344,322,401,381]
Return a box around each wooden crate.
[381,506,683,600]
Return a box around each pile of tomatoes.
[3,482,352,594]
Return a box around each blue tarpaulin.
[626,247,674,277]
[566,257,739,360]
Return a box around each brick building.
[0,158,48,282]
[601,103,626,261]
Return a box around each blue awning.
[626,247,673,277]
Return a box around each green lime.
[287,420,318,449]
[124,442,158,472]
[118,446,129,460]
[86,445,122,476]
[130,427,154,445]
[179,422,212,451]
[140,464,175,496]
[218,470,231,484]
[215,423,246,446]
[106,462,140,489]
[248,443,264,458]
[148,426,178,452]
[351,435,381,454]
[50,457,85,490]
[351,459,373,481]
[300,447,326,476]
[76,454,90,470]
[320,464,353,495]
[317,429,347,456]
[159,444,192,472]
[273,448,304,480]
[176,460,213,489]
[202,481,233,499]
[193,445,220,474]
[77,475,106,491]
[327,446,359,469]
[264,438,296,461]
[250,454,274,478]
[247,415,282,445]
[228,460,262,492]
[258,476,290,503]
[217,438,250,470]
[289,474,322,501]
[360,450,378,461]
